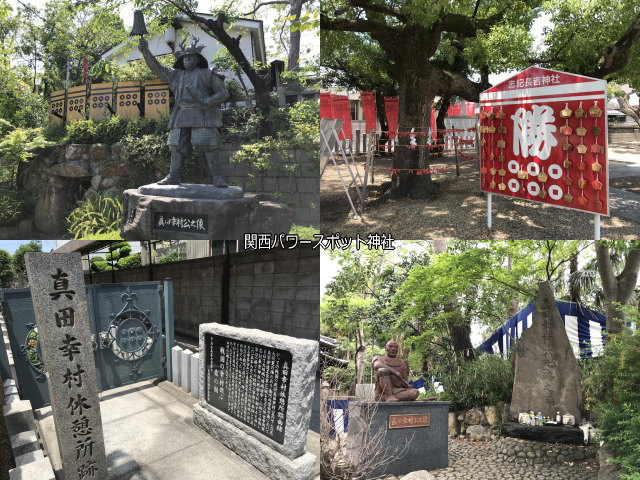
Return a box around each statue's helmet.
[173,35,208,69]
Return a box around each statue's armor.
[165,68,226,130]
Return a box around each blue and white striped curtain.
[477,301,606,359]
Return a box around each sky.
[0,240,60,254]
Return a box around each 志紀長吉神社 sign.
[24,253,108,480]
[479,66,608,219]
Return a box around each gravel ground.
[321,153,640,240]
[382,438,599,480]
[429,437,599,480]
[611,175,640,194]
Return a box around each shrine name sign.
[479,66,609,215]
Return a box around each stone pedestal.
[193,323,318,480]
[346,401,449,479]
[121,184,293,240]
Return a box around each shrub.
[105,251,120,262]
[440,354,514,411]
[94,116,127,144]
[117,253,141,269]
[156,249,185,264]
[584,327,640,478]
[66,193,122,239]
[65,120,98,144]
[322,366,356,395]
[0,127,52,185]
[289,225,319,239]
[0,189,24,226]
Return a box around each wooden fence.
[49,79,170,124]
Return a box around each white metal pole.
[487,192,493,229]
[594,214,601,240]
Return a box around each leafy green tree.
[12,240,42,278]
[322,0,640,198]
[0,248,14,287]
[595,241,640,334]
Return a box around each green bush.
[90,258,111,272]
[289,225,319,239]
[441,354,514,411]
[322,366,356,395]
[0,189,24,226]
[584,327,640,478]
[105,251,120,262]
[156,249,185,264]
[66,193,122,239]
[117,253,141,269]
[94,116,127,144]
[118,133,169,187]
[65,120,98,144]
[0,127,52,185]
[43,122,67,143]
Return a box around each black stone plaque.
[204,334,292,444]
[153,212,208,233]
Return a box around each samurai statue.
[138,35,230,186]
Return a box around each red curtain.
[360,92,377,134]
[384,97,399,140]
[332,96,352,140]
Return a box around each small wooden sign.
[388,413,430,429]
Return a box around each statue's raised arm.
[138,37,171,83]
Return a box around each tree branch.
[242,0,290,16]
[320,13,386,33]
[597,10,640,77]
[348,0,409,23]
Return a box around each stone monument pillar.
[193,323,318,480]
[509,281,583,422]
[25,253,108,479]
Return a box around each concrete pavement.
[605,147,640,224]
[34,379,320,480]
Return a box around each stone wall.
[17,144,318,236]
[608,124,640,143]
[84,247,319,341]
[493,436,598,465]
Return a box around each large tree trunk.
[388,71,440,198]
[287,0,303,70]
[595,241,640,334]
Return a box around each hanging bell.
[130,10,149,37]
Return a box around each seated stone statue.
[373,340,419,402]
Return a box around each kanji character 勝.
[511,105,557,160]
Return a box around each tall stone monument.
[25,253,108,480]
[193,323,318,480]
[509,281,582,423]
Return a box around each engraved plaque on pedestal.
[204,333,292,445]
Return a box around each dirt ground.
[320,150,640,240]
